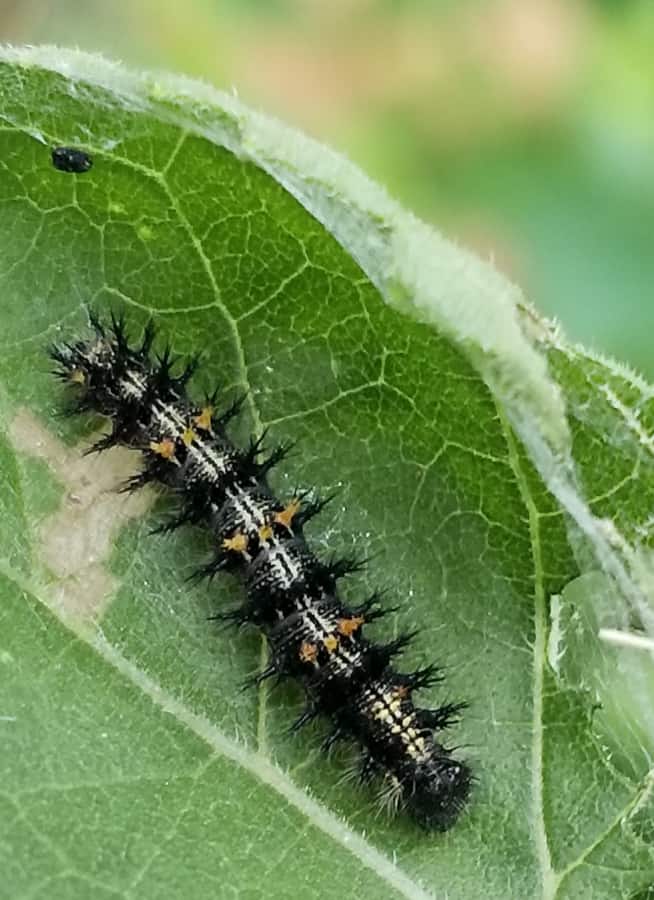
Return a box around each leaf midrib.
[498,407,556,900]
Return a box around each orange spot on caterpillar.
[69,369,86,385]
[149,438,176,460]
[193,406,213,431]
[258,524,273,542]
[299,641,318,663]
[337,616,364,637]
[274,498,301,530]
[323,634,339,654]
[223,533,249,554]
[182,427,196,447]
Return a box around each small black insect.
[51,147,93,174]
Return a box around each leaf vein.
[497,406,556,900]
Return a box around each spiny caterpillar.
[50,311,472,830]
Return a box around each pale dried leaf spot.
[9,409,154,623]
[546,593,564,676]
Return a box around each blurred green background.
[2,0,653,375]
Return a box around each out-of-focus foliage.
[1,0,652,374]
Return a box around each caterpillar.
[50,311,472,830]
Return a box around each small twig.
[599,628,654,653]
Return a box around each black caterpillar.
[50,312,472,830]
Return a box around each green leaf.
[0,46,652,900]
